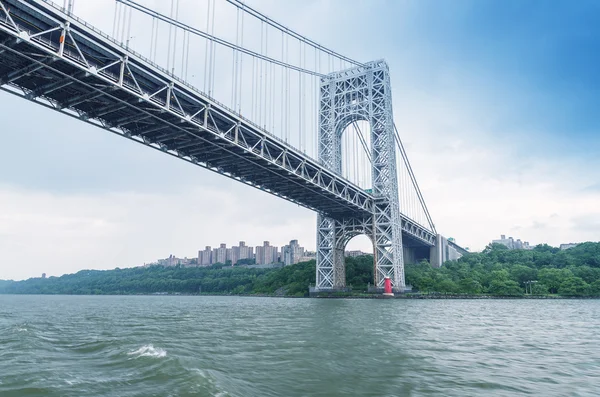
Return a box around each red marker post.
[383,276,394,297]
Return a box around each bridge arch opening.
[339,120,372,190]
[340,234,375,291]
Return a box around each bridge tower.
[316,60,405,292]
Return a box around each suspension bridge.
[0,0,466,292]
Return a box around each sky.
[1,0,599,280]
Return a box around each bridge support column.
[430,234,464,268]
[315,60,408,293]
[315,214,346,290]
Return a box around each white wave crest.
[127,344,167,358]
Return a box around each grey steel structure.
[0,0,439,291]
[317,61,407,291]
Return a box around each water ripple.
[0,295,599,396]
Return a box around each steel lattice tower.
[316,60,405,291]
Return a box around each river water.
[0,295,599,396]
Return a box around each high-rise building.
[255,241,279,265]
[282,239,305,266]
[198,246,212,266]
[237,241,253,263]
[228,241,253,265]
[212,243,228,264]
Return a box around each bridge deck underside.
[0,0,436,247]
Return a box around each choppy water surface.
[1,296,599,396]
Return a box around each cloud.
[0,183,317,280]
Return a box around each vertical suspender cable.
[265,25,270,130]
[112,1,119,38]
[259,21,264,127]
[125,5,132,49]
[210,0,216,96]
[203,0,211,92]
[149,17,155,58]
[300,41,308,153]
[280,31,284,138]
[284,33,289,142]
[181,30,186,78]
[270,54,274,132]
[313,47,317,159]
[119,6,126,44]
[153,17,159,62]
[185,30,191,80]
[238,6,244,114]
[233,7,239,112]
[166,0,174,73]
[251,56,255,121]
[286,36,290,143]
[230,7,237,109]
[298,40,302,152]
[354,125,358,185]
[171,0,179,75]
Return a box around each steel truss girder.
[0,0,376,219]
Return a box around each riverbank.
[4,291,598,299]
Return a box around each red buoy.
[383,276,394,296]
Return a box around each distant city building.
[158,255,190,267]
[212,243,228,264]
[297,250,316,263]
[231,241,253,265]
[198,246,212,266]
[238,241,253,262]
[492,235,532,250]
[303,251,316,258]
[282,239,305,266]
[255,241,279,265]
[560,243,579,250]
[41,273,46,279]
[345,250,369,257]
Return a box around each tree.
[531,283,549,295]
[538,268,573,294]
[510,265,538,287]
[589,280,600,295]
[559,277,589,296]
[487,279,522,295]
[435,279,458,293]
[458,278,482,294]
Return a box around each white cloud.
[0,183,317,279]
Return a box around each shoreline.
[2,292,600,299]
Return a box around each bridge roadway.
[0,0,436,247]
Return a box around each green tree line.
[0,256,374,297]
[1,242,599,296]
[406,242,600,296]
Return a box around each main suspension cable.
[117,0,328,77]
[224,0,363,67]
